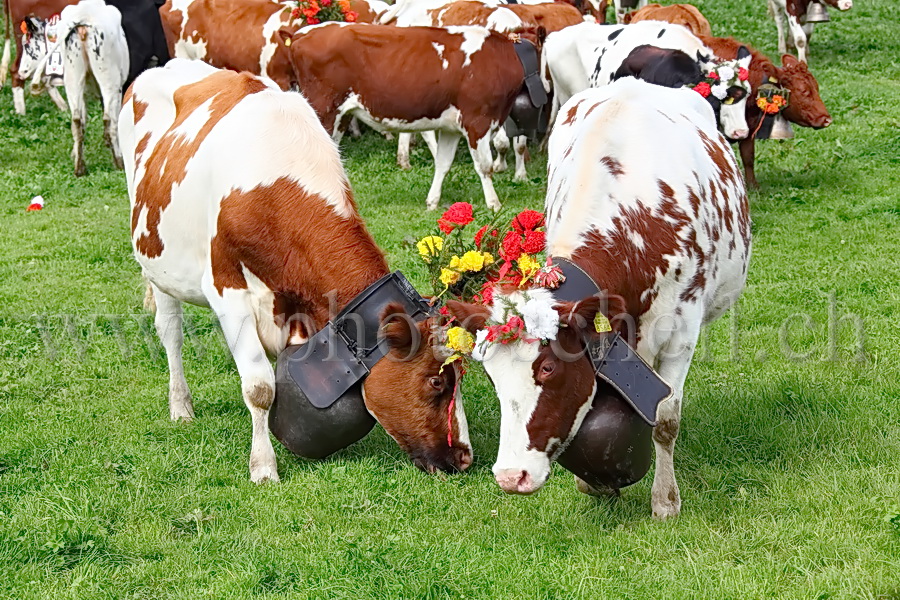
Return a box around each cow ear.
[559,294,629,337]
[444,301,490,334]
[737,45,751,60]
[381,302,420,359]
[277,27,295,47]
[23,17,42,35]
[781,53,801,68]
[536,26,548,46]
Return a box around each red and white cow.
[448,78,751,519]
[158,0,388,91]
[119,58,472,482]
[769,0,852,63]
[625,3,712,37]
[19,0,129,175]
[543,21,753,140]
[283,23,528,211]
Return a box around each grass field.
[1,1,899,598]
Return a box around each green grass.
[1,1,899,597]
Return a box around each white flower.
[711,83,728,100]
[471,329,491,361]
[717,65,735,83]
[521,297,559,341]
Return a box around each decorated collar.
[690,60,751,103]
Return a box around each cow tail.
[0,0,11,87]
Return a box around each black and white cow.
[543,21,753,140]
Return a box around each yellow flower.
[458,250,487,272]
[483,252,494,266]
[446,326,475,354]
[517,253,541,280]
[417,236,443,262]
[440,268,461,286]
[448,255,461,270]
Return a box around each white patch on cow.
[339,92,462,134]
[630,230,645,250]
[431,42,449,70]
[452,362,471,450]
[446,26,489,67]
[485,7,522,33]
[168,97,214,142]
[259,10,288,78]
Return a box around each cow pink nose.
[730,128,750,140]
[495,469,536,494]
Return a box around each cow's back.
[627,4,712,37]
[546,78,750,327]
[122,59,355,305]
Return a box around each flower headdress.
[690,59,751,103]
[289,0,357,26]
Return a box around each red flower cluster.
[438,202,475,234]
[693,82,711,98]
[290,0,357,25]
[738,67,749,81]
[499,209,546,262]
[474,224,498,248]
[484,315,532,344]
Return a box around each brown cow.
[625,3,712,37]
[158,0,384,91]
[122,59,473,481]
[283,24,528,211]
[702,35,831,187]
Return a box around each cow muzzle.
[495,468,537,494]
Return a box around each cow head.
[777,54,831,129]
[18,17,48,86]
[362,303,473,474]
[821,0,853,11]
[703,46,753,140]
[447,288,624,494]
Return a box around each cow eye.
[540,362,555,377]
[429,376,443,391]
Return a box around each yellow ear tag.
[284,38,291,46]
[594,312,611,333]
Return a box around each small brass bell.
[769,114,795,140]
[806,2,831,23]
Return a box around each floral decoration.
[690,58,752,103]
[289,0,357,25]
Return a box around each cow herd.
[1,0,851,519]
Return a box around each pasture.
[1,0,899,597]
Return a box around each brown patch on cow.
[562,101,582,125]
[629,4,712,37]
[210,176,388,329]
[584,100,605,119]
[133,132,152,171]
[696,128,739,188]
[132,70,268,258]
[653,418,679,446]
[506,3,583,33]
[601,156,625,178]
[287,25,524,147]
[132,98,149,124]
[245,381,274,411]
[656,109,677,124]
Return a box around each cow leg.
[492,128,510,174]
[48,87,68,112]
[425,131,461,211]
[786,14,808,62]
[466,133,502,212]
[152,285,195,421]
[647,307,703,520]
[12,84,25,115]
[422,131,438,161]
[204,283,279,483]
[64,41,89,177]
[349,116,362,139]
[95,68,125,169]
[769,0,789,55]
[738,137,758,188]
[397,133,412,170]
[513,135,528,181]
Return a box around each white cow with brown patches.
[120,59,473,482]
[448,78,751,519]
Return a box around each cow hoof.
[250,465,280,484]
[492,161,507,174]
[651,494,681,520]
[398,161,411,171]
[575,476,620,497]
[74,164,87,177]
[169,403,195,422]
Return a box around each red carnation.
[480,283,494,305]
[738,67,749,81]
[306,15,320,23]
[500,231,523,261]
[438,202,474,233]
[693,82,711,98]
[707,71,719,80]
[522,229,545,254]
[321,0,332,5]
[511,209,545,233]
[474,225,488,247]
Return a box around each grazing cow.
[120,59,473,482]
[625,3,712,37]
[159,0,388,92]
[701,36,831,186]
[1,0,169,114]
[284,24,528,211]
[769,0,852,63]
[543,21,753,140]
[447,78,751,518]
[19,0,129,175]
